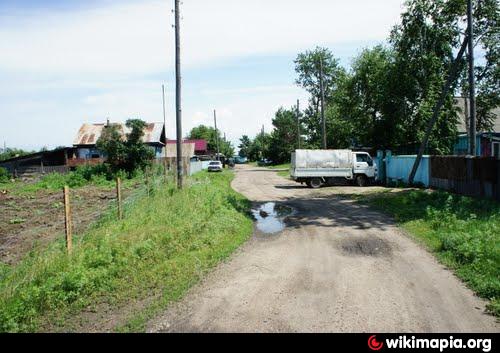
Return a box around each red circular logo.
[368,335,384,351]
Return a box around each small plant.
[0,167,10,183]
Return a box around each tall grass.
[0,170,253,332]
[363,190,500,316]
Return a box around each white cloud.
[0,0,406,150]
[0,0,404,74]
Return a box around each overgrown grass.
[0,170,253,332]
[358,189,500,316]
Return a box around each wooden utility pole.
[214,109,220,161]
[296,99,301,149]
[467,0,477,156]
[116,177,123,220]
[174,0,183,189]
[409,34,469,184]
[319,57,327,149]
[63,186,73,255]
[162,84,169,178]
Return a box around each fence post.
[385,150,392,185]
[63,185,73,255]
[116,177,123,220]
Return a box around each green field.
[0,170,253,332]
[355,189,500,316]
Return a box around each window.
[356,154,369,163]
[493,142,500,159]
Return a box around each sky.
[0,0,406,152]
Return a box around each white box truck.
[290,149,377,188]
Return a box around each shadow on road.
[251,194,396,232]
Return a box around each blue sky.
[0,0,405,151]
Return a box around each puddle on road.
[251,202,293,234]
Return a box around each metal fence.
[380,151,430,186]
[376,150,500,201]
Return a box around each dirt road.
[148,165,498,332]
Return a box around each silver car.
[208,160,223,172]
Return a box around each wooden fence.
[429,156,500,201]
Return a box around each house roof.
[454,97,500,133]
[73,122,165,146]
[166,139,207,152]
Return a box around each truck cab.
[352,152,377,186]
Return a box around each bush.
[0,167,9,183]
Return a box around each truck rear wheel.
[309,178,323,189]
[356,175,367,187]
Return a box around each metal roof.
[455,97,500,133]
[73,122,165,146]
[166,139,207,152]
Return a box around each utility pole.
[162,84,167,159]
[214,110,220,161]
[467,0,477,156]
[319,57,327,149]
[296,99,301,149]
[174,0,183,189]
[409,34,469,184]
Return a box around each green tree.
[238,135,251,157]
[465,0,499,131]
[341,46,395,149]
[187,125,234,157]
[96,119,154,175]
[247,133,271,162]
[295,47,347,147]
[267,107,301,164]
[387,0,467,154]
[0,148,33,161]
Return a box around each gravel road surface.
[148,165,498,333]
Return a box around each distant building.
[72,122,166,162]
[166,139,208,156]
[0,147,75,177]
[453,97,500,158]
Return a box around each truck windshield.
[356,154,370,163]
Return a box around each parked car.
[207,160,223,172]
[234,156,248,164]
[257,159,273,166]
[290,149,377,188]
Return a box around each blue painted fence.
[378,151,430,186]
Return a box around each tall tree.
[344,46,395,149]
[267,107,301,164]
[96,119,154,175]
[187,125,234,157]
[388,0,467,154]
[295,47,346,147]
[238,135,252,157]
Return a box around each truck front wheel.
[309,178,323,189]
[356,175,367,187]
